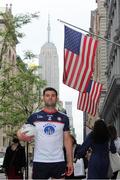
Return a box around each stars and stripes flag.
[63,26,98,92]
[77,80,102,116]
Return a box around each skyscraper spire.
[47,14,51,43]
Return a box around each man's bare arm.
[64,131,74,176]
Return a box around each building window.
[3,137,7,147]
[112,10,114,18]
[114,0,116,8]
[12,54,15,65]
[110,19,113,25]
[9,49,11,59]
[115,47,117,56]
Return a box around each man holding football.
[17,87,73,179]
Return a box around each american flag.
[63,26,98,92]
[77,80,102,116]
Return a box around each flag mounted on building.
[63,26,98,92]
[77,80,102,116]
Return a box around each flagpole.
[57,19,120,48]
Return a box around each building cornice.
[100,75,120,121]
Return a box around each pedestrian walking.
[75,119,116,179]
[108,125,120,179]
[17,87,73,179]
[3,137,26,179]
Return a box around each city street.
[0,0,120,179]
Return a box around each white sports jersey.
[27,109,70,162]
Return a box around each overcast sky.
[1,0,97,143]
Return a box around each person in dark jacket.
[3,137,26,179]
[75,119,116,179]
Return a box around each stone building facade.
[100,0,120,134]
[85,0,108,131]
[0,5,16,152]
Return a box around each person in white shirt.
[108,125,120,179]
[18,87,74,179]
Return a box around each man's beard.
[45,102,56,108]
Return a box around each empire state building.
[39,19,59,92]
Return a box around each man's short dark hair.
[43,87,58,96]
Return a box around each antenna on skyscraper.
[47,14,51,43]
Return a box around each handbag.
[109,151,120,172]
[116,171,120,179]
[74,158,85,177]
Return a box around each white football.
[17,124,36,142]
[20,124,36,136]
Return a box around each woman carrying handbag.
[75,119,116,179]
[108,125,120,179]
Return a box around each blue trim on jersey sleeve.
[63,115,70,131]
